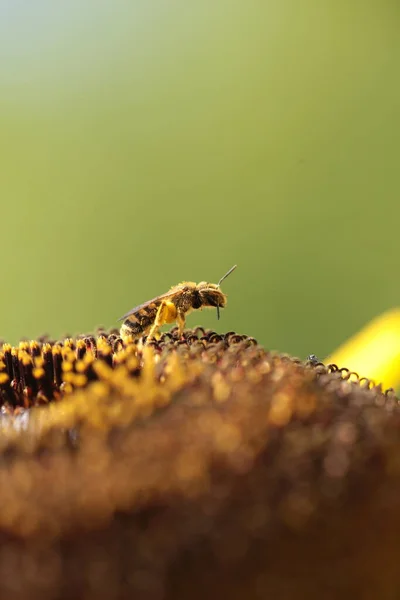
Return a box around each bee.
[119,265,237,341]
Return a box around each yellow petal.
[325,309,400,391]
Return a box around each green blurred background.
[1,0,399,358]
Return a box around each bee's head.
[197,284,227,312]
[196,265,237,319]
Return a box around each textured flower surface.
[0,327,399,600]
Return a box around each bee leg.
[176,312,186,338]
[147,301,177,342]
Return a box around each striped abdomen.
[120,300,162,338]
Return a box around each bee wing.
[118,286,184,321]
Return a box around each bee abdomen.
[120,320,146,338]
[120,303,161,339]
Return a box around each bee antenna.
[217,302,220,320]
[217,264,237,288]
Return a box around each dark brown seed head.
[0,328,398,599]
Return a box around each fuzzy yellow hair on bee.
[119,265,237,342]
